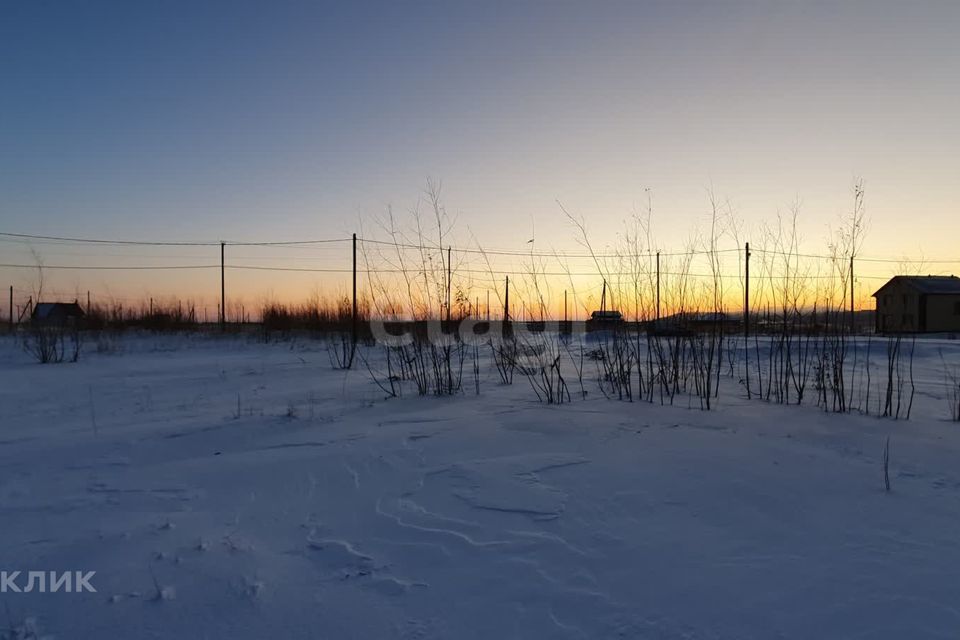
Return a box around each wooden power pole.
[504,276,510,322]
[849,255,855,334]
[745,241,752,399]
[744,242,751,340]
[220,241,226,329]
[656,251,661,321]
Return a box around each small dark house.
[586,309,623,331]
[872,275,960,333]
[589,309,623,322]
[31,302,86,327]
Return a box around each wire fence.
[2,230,959,326]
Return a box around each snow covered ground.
[2,333,960,639]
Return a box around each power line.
[750,247,960,264]
[354,237,738,259]
[0,231,221,247]
[0,231,352,247]
[229,238,351,246]
[0,231,757,259]
[226,264,892,280]
[0,260,909,280]
[0,263,218,270]
[4,230,957,264]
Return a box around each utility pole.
[504,276,510,322]
[86,291,90,313]
[745,241,752,400]
[352,233,358,346]
[744,242,751,340]
[8,286,12,333]
[849,255,855,334]
[220,241,226,329]
[656,251,661,321]
[486,290,490,322]
[446,246,452,324]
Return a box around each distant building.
[585,309,623,334]
[650,311,736,336]
[589,310,623,323]
[872,276,960,333]
[31,302,85,327]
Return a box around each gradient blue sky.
[1,1,958,305]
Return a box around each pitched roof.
[590,310,623,320]
[872,275,960,297]
[33,302,85,320]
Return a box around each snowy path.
[2,335,960,638]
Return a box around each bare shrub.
[515,328,570,404]
[23,324,81,364]
[882,335,904,419]
[939,349,960,422]
[491,336,517,385]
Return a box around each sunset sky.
[1,1,958,316]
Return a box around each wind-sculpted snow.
[1,334,960,638]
